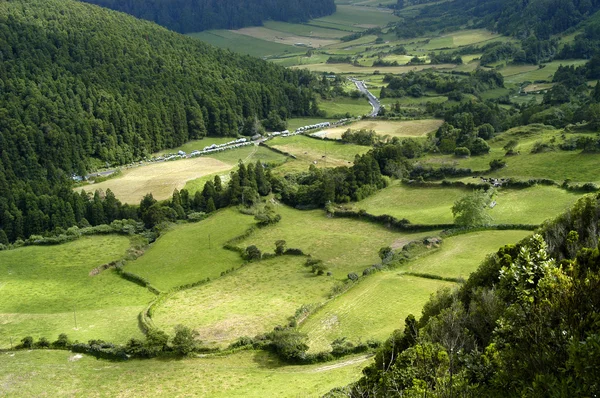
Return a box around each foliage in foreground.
[342,194,600,396]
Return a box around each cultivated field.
[0,350,367,397]
[82,157,232,204]
[403,230,531,278]
[300,273,455,352]
[0,236,152,348]
[125,208,255,291]
[234,27,339,48]
[188,30,297,57]
[354,182,584,225]
[238,205,434,275]
[318,97,373,117]
[153,256,335,345]
[316,119,444,139]
[502,60,588,84]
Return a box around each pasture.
[354,182,584,225]
[318,96,373,117]
[238,204,434,275]
[124,208,255,291]
[316,119,444,139]
[300,273,455,352]
[295,63,457,74]
[403,230,531,278]
[153,256,335,345]
[0,350,366,397]
[502,60,588,84]
[188,30,297,57]
[314,5,400,29]
[234,27,339,48]
[264,21,347,39]
[267,135,369,169]
[82,157,232,204]
[0,236,152,348]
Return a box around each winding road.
[350,78,380,117]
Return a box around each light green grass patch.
[125,208,255,291]
[300,273,455,352]
[316,5,400,28]
[0,350,367,397]
[354,182,583,225]
[268,135,369,167]
[153,256,336,345]
[503,60,588,84]
[264,21,347,39]
[404,230,531,278]
[318,96,373,117]
[239,205,433,275]
[0,236,152,348]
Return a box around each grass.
[188,30,297,57]
[300,273,455,352]
[287,117,337,131]
[0,236,153,348]
[153,256,336,345]
[264,21,347,39]
[124,208,255,291]
[353,181,584,225]
[502,60,589,84]
[0,350,367,397]
[82,157,232,204]
[295,63,457,74]
[234,27,339,48]
[238,204,434,276]
[267,135,369,169]
[318,96,373,117]
[403,230,531,279]
[317,119,443,139]
[155,137,236,156]
[315,5,400,28]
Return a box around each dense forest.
[341,193,600,396]
[0,0,325,243]
[78,0,336,33]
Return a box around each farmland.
[0,350,366,397]
[153,256,335,346]
[0,236,152,348]
[316,119,444,139]
[353,182,584,225]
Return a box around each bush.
[172,325,199,356]
[52,333,70,349]
[489,159,507,170]
[20,336,33,349]
[275,240,287,255]
[243,245,262,261]
[454,147,471,157]
[348,272,359,281]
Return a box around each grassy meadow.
[153,256,335,345]
[0,350,367,397]
[403,230,531,278]
[317,119,444,139]
[238,204,434,276]
[353,182,583,225]
[125,209,255,291]
[0,236,152,348]
[300,273,455,352]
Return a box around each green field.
[502,60,589,84]
[125,209,255,291]
[315,5,400,28]
[300,273,455,352]
[153,256,335,345]
[403,230,531,278]
[353,182,584,225]
[0,236,153,348]
[238,205,433,276]
[318,96,373,117]
[188,30,298,57]
[264,21,347,39]
[0,350,367,397]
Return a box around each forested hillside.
[395,0,600,40]
[78,0,336,33]
[0,0,323,243]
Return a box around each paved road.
[350,78,380,117]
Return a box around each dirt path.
[310,354,373,373]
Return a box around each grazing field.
[502,60,588,84]
[264,21,347,39]
[0,350,367,397]
[317,119,444,139]
[234,27,339,48]
[82,157,232,204]
[403,230,531,278]
[125,209,255,291]
[188,30,297,57]
[153,256,335,345]
[300,273,455,352]
[354,183,583,225]
[318,96,373,117]
[267,135,369,169]
[239,205,434,276]
[417,29,502,50]
[315,5,400,28]
[0,236,152,348]
[287,117,338,131]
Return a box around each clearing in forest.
[317,119,444,139]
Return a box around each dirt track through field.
[310,354,373,373]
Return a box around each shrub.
[52,333,70,349]
[454,147,471,157]
[243,245,262,261]
[348,272,359,281]
[489,159,507,170]
[172,325,199,356]
[19,336,33,349]
[275,240,287,255]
